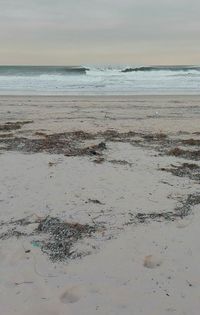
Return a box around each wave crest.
[121,66,200,73]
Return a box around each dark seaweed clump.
[0,132,106,157]
[0,215,97,262]
[134,193,200,223]
[0,121,33,131]
[168,147,200,160]
[36,216,96,261]
[160,163,200,181]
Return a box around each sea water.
[0,65,199,95]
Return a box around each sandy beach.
[0,95,200,315]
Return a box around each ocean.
[0,65,199,95]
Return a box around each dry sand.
[0,95,200,315]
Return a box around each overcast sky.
[0,0,199,65]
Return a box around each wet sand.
[0,95,200,315]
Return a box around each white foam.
[0,66,200,95]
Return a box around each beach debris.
[35,131,47,137]
[168,147,200,160]
[168,147,183,157]
[160,163,200,181]
[143,133,167,141]
[175,193,200,218]
[181,138,200,146]
[0,126,199,163]
[87,198,104,205]
[70,141,106,157]
[15,281,34,286]
[31,240,41,248]
[0,229,28,240]
[186,280,193,287]
[135,211,178,223]
[131,193,200,224]
[0,126,194,161]
[0,133,13,138]
[109,159,132,166]
[0,127,160,160]
[35,216,97,261]
[143,255,162,269]
[0,121,33,131]
[159,180,174,186]
[0,130,107,158]
[0,215,97,262]
[101,129,136,140]
[93,156,105,164]
[48,161,58,167]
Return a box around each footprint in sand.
[60,284,101,304]
[143,255,162,269]
[176,219,191,229]
[60,286,84,304]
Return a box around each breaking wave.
[0,65,199,95]
[121,66,200,73]
[0,66,88,76]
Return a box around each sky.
[0,0,200,65]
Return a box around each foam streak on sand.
[0,95,200,315]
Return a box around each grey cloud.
[0,0,200,64]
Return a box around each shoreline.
[1,92,200,96]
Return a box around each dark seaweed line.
[132,193,200,224]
